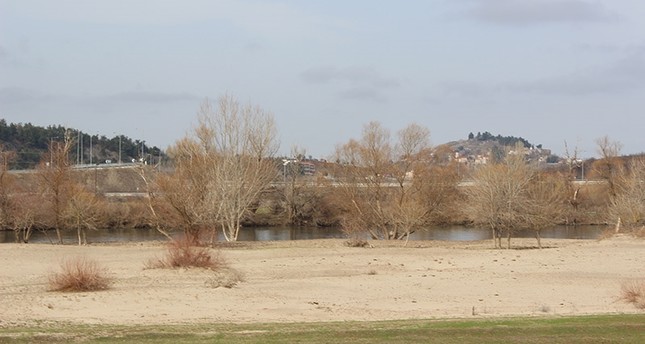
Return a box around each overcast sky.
[1,0,644,158]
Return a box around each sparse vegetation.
[204,268,245,289]
[48,256,112,292]
[620,280,645,310]
[146,237,227,270]
[345,238,371,247]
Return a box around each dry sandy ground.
[0,236,643,326]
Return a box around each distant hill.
[443,131,558,164]
[0,119,164,169]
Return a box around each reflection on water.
[0,224,607,244]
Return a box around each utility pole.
[49,137,53,167]
[76,131,80,165]
[80,132,84,165]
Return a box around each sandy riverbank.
[0,236,643,326]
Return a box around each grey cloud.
[102,91,200,103]
[510,54,645,95]
[437,53,645,97]
[0,87,54,103]
[337,88,387,102]
[468,0,618,25]
[301,66,400,88]
[509,74,634,95]
[302,65,399,103]
[439,81,499,97]
[0,88,201,116]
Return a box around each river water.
[0,225,606,244]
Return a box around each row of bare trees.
[331,127,643,248]
[2,95,642,247]
[0,132,102,245]
[330,124,569,248]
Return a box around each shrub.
[345,238,371,248]
[48,256,112,292]
[619,280,645,310]
[147,237,226,270]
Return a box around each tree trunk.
[55,227,62,245]
[77,218,82,246]
[536,230,542,249]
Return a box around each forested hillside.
[0,119,164,169]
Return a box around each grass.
[47,256,112,292]
[1,314,643,343]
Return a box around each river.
[0,225,607,244]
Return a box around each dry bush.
[48,256,112,292]
[619,280,645,310]
[345,237,371,248]
[147,237,226,270]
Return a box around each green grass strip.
[1,314,643,343]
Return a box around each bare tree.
[63,184,100,245]
[333,121,448,241]
[0,145,15,231]
[11,194,37,243]
[388,124,434,241]
[281,146,324,225]
[136,164,174,240]
[413,162,461,226]
[204,96,279,241]
[0,145,34,243]
[466,145,565,249]
[562,140,582,224]
[525,171,568,248]
[608,158,645,230]
[37,131,76,244]
[158,95,279,243]
[594,136,624,197]
[155,137,214,243]
[465,151,532,248]
[334,122,395,240]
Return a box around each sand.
[0,236,643,326]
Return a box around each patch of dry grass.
[205,268,245,289]
[48,256,112,292]
[599,225,645,240]
[632,226,645,238]
[619,280,645,310]
[345,238,371,248]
